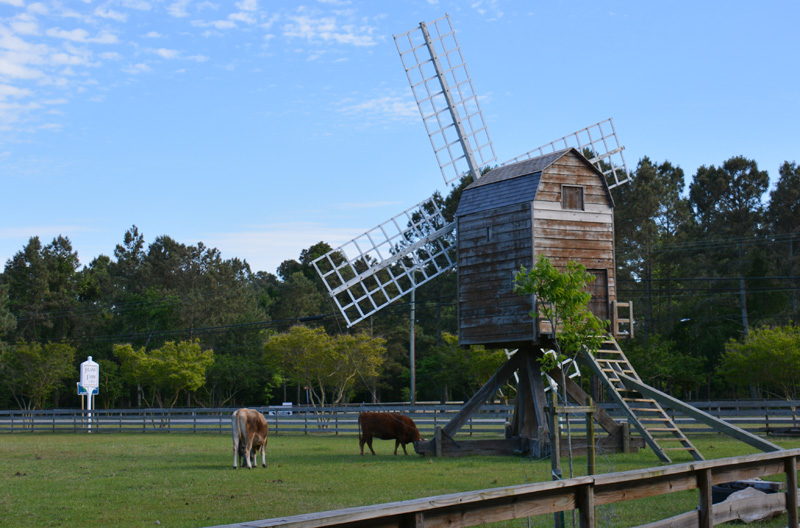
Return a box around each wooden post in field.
[587,397,596,476]
[785,456,798,528]
[549,390,564,528]
[697,468,713,528]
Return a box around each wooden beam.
[207,450,800,528]
[576,484,595,528]
[442,352,524,438]
[786,456,798,528]
[544,365,622,436]
[697,469,712,528]
[617,373,782,453]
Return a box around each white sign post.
[78,356,100,432]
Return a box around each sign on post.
[78,356,100,431]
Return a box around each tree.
[0,342,76,409]
[767,162,800,234]
[766,162,800,322]
[514,256,606,362]
[417,332,506,402]
[0,284,16,339]
[719,324,800,400]
[689,156,768,237]
[622,335,705,399]
[114,339,214,408]
[264,326,386,408]
[3,236,81,342]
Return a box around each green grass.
[2,433,800,528]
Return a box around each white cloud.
[152,47,180,59]
[123,62,151,74]
[167,0,191,18]
[187,54,208,62]
[11,14,40,36]
[45,27,119,44]
[229,11,255,25]
[143,31,162,38]
[236,0,258,11]
[94,7,128,22]
[282,15,377,47]
[337,95,418,122]
[0,0,24,7]
[120,0,152,10]
[27,3,49,15]
[0,84,32,100]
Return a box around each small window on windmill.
[561,185,584,210]
[486,225,493,242]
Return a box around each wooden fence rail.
[205,449,800,528]
[1,401,800,437]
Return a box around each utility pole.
[410,289,416,404]
[738,242,749,336]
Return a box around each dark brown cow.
[358,412,422,455]
[232,408,268,469]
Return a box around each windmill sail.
[312,195,455,327]
[394,14,496,184]
[503,118,630,189]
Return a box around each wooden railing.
[204,449,800,528]
[1,400,800,436]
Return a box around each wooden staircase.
[582,336,703,463]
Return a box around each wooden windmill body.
[456,148,616,348]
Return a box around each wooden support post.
[577,484,595,528]
[434,426,442,458]
[550,390,564,528]
[697,468,713,528]
[587,397,596,476]
[786,456,798,528]
[621,422,631,453]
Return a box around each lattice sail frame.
[504,118,630,189]
[312,195,456,327]
[394,13,496,185]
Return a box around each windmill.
[311,14,780,460]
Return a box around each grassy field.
[2,433,800,528]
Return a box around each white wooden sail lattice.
[312,196,455,327]
[394,14,496,184]
[503,118,630,189]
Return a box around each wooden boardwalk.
[205,449,800,528]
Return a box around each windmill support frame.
[415,346,640,457]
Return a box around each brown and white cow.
[232,408,268,469]
[358,412,422,455]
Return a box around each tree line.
[0,154,798,409]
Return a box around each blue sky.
[1,0,798,275]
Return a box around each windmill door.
[587,269,609,321]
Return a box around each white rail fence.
[1,400,799,436]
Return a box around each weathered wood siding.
[457,202,535,346]
[533,152,616,318]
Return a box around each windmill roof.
[455,149,570,217]
[468,148,572,189]
[455,171,541,217]
[455,148,613,217]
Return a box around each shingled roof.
[468,148,571,189]
[455,149,570,217]
[455,148,613,217]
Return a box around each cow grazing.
[231,408,268,469]
[358,412,422,455]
